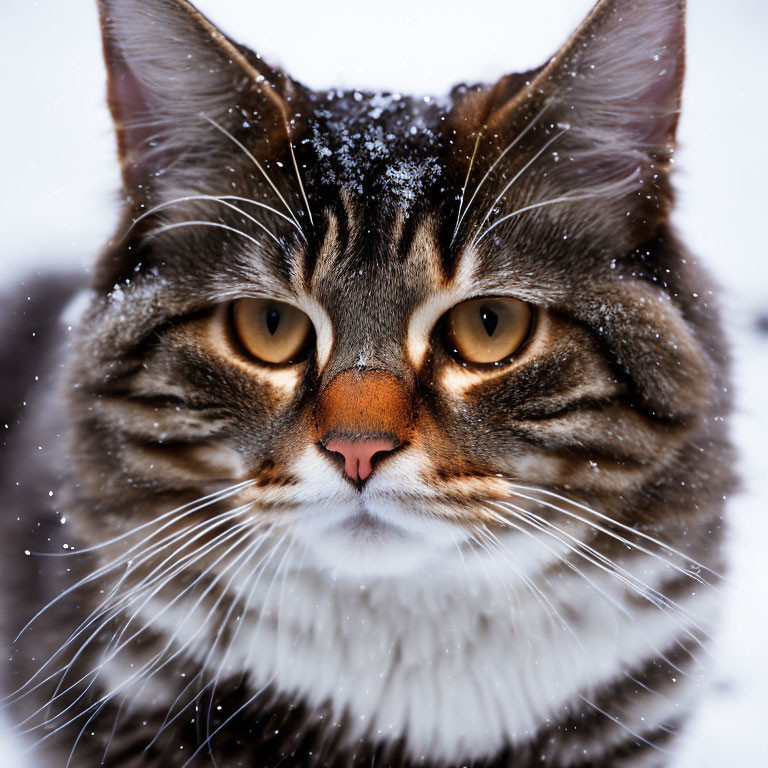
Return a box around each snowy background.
[0,0,766,763]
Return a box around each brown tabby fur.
[1,0,733,766]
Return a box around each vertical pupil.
[480,306,498,337]
[265,307,281,336]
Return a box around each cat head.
[68,0,720,578]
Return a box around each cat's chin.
[295,505,461,579]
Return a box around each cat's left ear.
[450,0,685,244]
[98,0,301,199]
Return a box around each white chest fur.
[137,534,707,764]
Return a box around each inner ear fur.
[98,0,302,197]
[447,0,685,243]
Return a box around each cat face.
[67,0,721,582]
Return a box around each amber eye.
[445,297,532,364]
[231,298,313,364]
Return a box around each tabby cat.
[0,0,733,765]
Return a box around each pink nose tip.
[323,437,398,482]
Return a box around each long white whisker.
[202,114,303,233]
[507,486,720,588]
[474,166,643,245]
[26,481,253,561]
[145,220,265,248]
[455,102,550,240]
[495,499,708,634]
[64,699,109,768]
[474,193,599,245]
[12,505,254,704]
[470,128,566,249]
[205,531,295,755]
[484,504,700,682]
[101,519,259,659]
[577,693,670,755]
[14,481,254,643]
[451,131,482,243]
[20,517,259,727]
[507,483,723,581]
[21,521,263,736]
[288,140,314,228]
[180,674,278,768]
[482,506,630,620]
[118,527,276,722]
[489,502,709,670]
[140,197,282,246]
[128,195,298,236]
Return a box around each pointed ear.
[98,0,299,198]
[490,0,684,150]
[449,0,685,244]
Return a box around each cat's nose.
[315,368,413,485]
[323,437,399,482]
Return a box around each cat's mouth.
[335,506,408,539]
[286,484,475,577]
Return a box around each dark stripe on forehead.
[299,213,323,287]
[395,210,422,264]
[303,197,349,287]
[344,198,396,273]
[437,208,463,284]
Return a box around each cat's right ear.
[448,0,685,247]
[98,0,300,199]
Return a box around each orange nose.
[315,369,413,484]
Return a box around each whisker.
[483,507,699,686]
[202,114,304,233]
[140,197,282,246]
[14,481,254,642]
[65,699,109,768]
[114,527,277,733]
[577,693,670,756]
[12,505,256,703]
[494,499,709,636]
[484,507,628,616]
[127,195,299,237]
[506,484,722,585]
[474,192,599,245]
[145,220,265,248]
[26,481,254,561]
[98,520,261,663]
[455,102,550,241]
[205,531,295,756]
[451,131,482,244]
[180,675,278,768]
[21,522,266,740]
[18,518,261,729]
[470,128,567,249]
[288,140,314,229]
[473,523,573,633]
[488,502,710,670]
[474,166,642,245]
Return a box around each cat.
[0,0,734,766]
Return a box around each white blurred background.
[1,0,766,764]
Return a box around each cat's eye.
[231,299,313,364]
[445,297,532,364]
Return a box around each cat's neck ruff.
[121,529,706,764]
